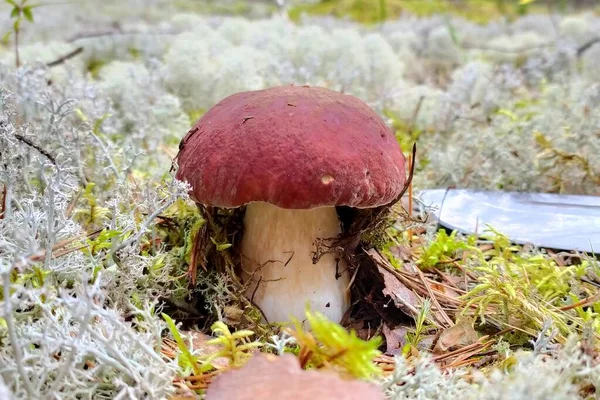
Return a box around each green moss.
[461,227,595,341]
[186,108,206,126]
[380,225,598,346]
[288,0,548,25]
[288,307,383,380]
[417,229,477,269]
[127,47,140,59]
[172,0,262,16]
[360,217,394,249]
[86,58,108,79]
[73,182,112,228]
[288,0,392,25]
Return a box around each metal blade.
[418,189,600,254]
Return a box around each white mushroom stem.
[240,201,351,324]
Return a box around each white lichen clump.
[381,333,600,400]
[0,61,189,398]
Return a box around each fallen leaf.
[377,266,419,318]
[382,324,409,356]
[205,354,385,400]
[417,335,436,352]
[346,321,376,342]
[432,318,479,354]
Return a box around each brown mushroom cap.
[205,354,385,400]
[176,85,406,210]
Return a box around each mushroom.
[205,353,385,400]
[175,85,406,324]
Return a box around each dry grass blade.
[374,354,397,374]
[414,267,453,327]
[366,248,461,322]
[432,337,493,363]
[26,229,103,263]
[442,341,495,369]
[161,338,222,393]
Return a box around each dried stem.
[67,29,181,43]
[14,134,56,165]
[46,47,84,68]
[14,26,20,68]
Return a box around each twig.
[28,230,100,263]
[14,22,20,68]
[410,96,425,126]
[14,133,56,165]
[65,189,82,219]
[428,273,467,294]
[250,276,263,304]
[451,261,478,281]
[577,37,600,57]
[67,29,181,43]
[46,47,84,68]
[407,153,414,242]
[178,371,220,383]
[559,292,600,311]
[186,382,209,390]
[405,94,423,243]
[472,354,499,368]
[394,143,417,208]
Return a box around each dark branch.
[577,37,600,57]
[46,47,84,68]
[14,134,56,165]
[67,29,180,43]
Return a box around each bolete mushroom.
[175,85,406,324]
